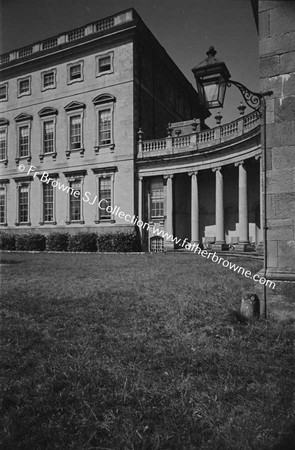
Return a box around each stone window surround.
[41,68,57,91]
[0,179,9,226]
[14,176,33,226]
[92,166,117,223]
[0,82,8,102]
[38,107,58,161]
[96,51,114,77]
[67,60,84,85]
[37,172,59,225]
[0,119,9,166]
[64,102,86,158]
[93,94,116,153]
[15,113,33,164]
[63,170,87,225]
[17,75,32,98]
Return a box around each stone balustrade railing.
[0,10,133,65]
[138,111,260,158]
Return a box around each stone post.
[189,171,199,245]
[212,167,227,250]
[164,174,174,250]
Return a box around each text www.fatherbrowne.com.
[22,164,275,290]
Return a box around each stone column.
[138,176,143,236]
[164,174,174,250]
[235,161,251,251]
[189,171,199,245]
[212,167,227,251]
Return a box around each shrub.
[16,233,46,251]
[0,232,16,250]
[47,232,69,252]
[97,230,141,252]
[68,232,98,252]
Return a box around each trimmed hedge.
[0,232,16,250]
[68,232,98,252]
[97,231,141,252]
[16,233,47,251]
[47,232,69,252]
[0,230,142,253]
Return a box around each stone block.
[267,193,295,220]
[267,168,295,194]
[275,97,295,122]
[270,4,295,36]
[260,55,280,77]
[267,240,278,268]
[280,51,295,74]
[278,241,295,270]
[272,147,295,170]
[267,121,295,146]
[267,225,294,242]
[265,98,274,125]
[260,76,282,98]
[260,32,295,57]
[282,73,295,97]
[259,1,283,12]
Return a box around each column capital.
[255,154,261,161]
[234,160,245,167]
[163,174,174,180]
[138,175,143,181]
[212,166,222,173]
[188,170,198,177]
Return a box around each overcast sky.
[0,0,259,127]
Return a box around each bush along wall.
[16,233,47,251]
[0,230,142,253]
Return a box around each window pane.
[43,72,54,87]
[19,126,29,157]
[19,186,29,222]
[0,188,5,223]
[0,86,7,100]
[19,80,29,93]
[99,109,111,145]
[99,177,111,219]
[43,120,54,153]
[70,115,81,149]
[99,56,111,72]
[70,180,81,221]
[0,130,6,160]
[70,64,81,80]
[43,183,54,222]
[151,179,164,217]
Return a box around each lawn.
[0,252,294,450]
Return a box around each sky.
[0,0,259,127]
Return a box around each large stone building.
[0,7,263,254]
[0,9,207,238]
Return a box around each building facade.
[0,8,262,254]
[0,9,206,237]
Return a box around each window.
[92,167,117,223]
[19,185,29,223]
[17,77,31,97]
[0,83,8,101]
[99,177,112,219]
[41,69,56,90]
[43,120,54,154]
[69,180,81,221]
[43,183,54,222]
[92,94,116,152]
[15,113,33,163]
[150,237,164,252]
[19,126,29,157]
[0,186,6,225]
[96,52,113,76]
[64,102,85,156]
[0,119,9,163]
[70,115,82,150]
[38,107,58,160]
[67,61,84,84]
[150,178,164,218]
[99,109,111,145]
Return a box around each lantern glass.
[202,75,227,108]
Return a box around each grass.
[0,252,294,449]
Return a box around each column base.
[254,269,295,323]
[235,242,255,252]
[256,241,264,255]
[164,241,175,251]
[212,242,229,251]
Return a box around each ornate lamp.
[192,46,272,113]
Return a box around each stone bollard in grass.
[240,293,260,320]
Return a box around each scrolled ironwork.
[227,80,263,113]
